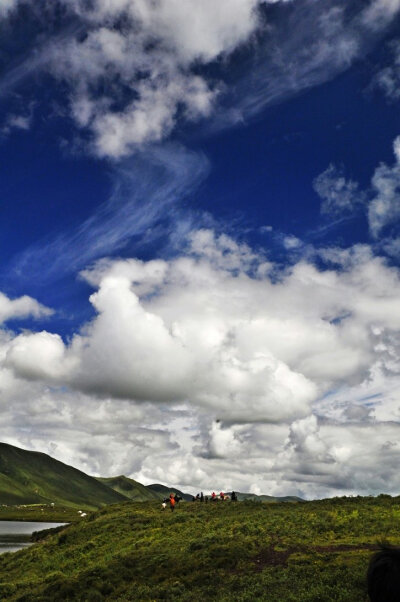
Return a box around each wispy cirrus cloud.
[10,144,209,284]
[212,0,400,130]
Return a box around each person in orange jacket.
[169,493,176,512]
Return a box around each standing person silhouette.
[169,493,176,512]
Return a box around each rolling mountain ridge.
[0,442,303,508]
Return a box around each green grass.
[0,495,398,600]
[0,504,86,523]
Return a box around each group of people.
[162,490,238,511]
[192,491,238,503]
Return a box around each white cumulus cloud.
[42,0,264,157]
[6,229,400,430]
[0,292,52,324]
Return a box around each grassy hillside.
[0,504,87,523]
[0,495,398,600]
[96,476,160,502]
[0,443,127,510]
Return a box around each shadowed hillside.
[96,476,160,502]
[0,442,128,509]
[146,483,192,501]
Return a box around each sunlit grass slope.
[0,442,127,509]
[1,495,399,601]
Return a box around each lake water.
[0,521,66,554]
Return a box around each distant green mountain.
[234,492,304,503]
[146,483,193,501]
[96,477,192,502]
[96,476,160,502]
[0,442,128,510]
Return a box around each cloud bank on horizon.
[1,0,400,498]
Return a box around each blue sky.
[1,0,400,498]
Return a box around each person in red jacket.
[169,493,176,512]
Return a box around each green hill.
[0,495,398,600]
[96,476,160,502]
[146,483,193,501]
[96,477,192,502]
[0,442,128,510]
